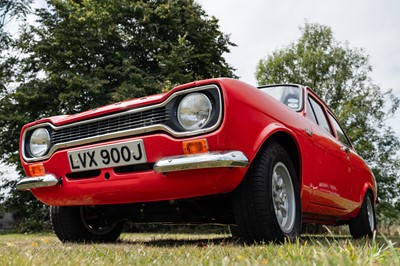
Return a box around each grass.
[0,231,400,265]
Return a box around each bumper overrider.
[16,150,249,191]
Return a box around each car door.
[305,93,354,216]
[326,111,362,209]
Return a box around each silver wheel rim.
[366,196,375,232]
[272,162,296,234]
[80,207,118,235]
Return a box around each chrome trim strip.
[16,174,59,191]
[22,85,222,162]
[153,151,249,173]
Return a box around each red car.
[17,78,376,243]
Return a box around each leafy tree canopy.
[256,22,400,223]
[22,0,235,109]
[0,0,32,94]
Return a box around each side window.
[328,113,352,147]
[308,96,333,135]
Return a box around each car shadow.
[119,235,237,247]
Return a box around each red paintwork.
[19,78,376,222]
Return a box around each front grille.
[52,107,169,145]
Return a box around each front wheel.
[50,206,125,243]
[232,142,302,243]
[349,191,376,239]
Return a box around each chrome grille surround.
[51,107,169,145]
[22,85,222,162]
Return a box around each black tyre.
[232,142,302,243]
[349,191,376,239]
[50,205,125,243]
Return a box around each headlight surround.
[177,93,213,131]
[29,128,51,157]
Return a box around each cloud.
[199,0,400,88]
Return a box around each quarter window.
[306,98,318,124]
[328,113,352,147]
[308,96,333,135]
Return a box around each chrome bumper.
[17,151,249,190]
[154,151,249,173]
[16,174,59,191]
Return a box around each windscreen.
[260,85,302,111]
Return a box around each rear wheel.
[349,191,376,239]
[50,206,125,243]
[232,142,301,243]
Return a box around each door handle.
[305,128,313,136]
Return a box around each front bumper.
[17,150,249,191]
[154,151,249,173]
[16,174,59,191]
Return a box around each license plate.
[68,140,147,172]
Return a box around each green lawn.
[0,232,399,265]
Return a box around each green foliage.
[1,0,42,233]
[256,22,400,222]
[1,179,50,232]
[0,0,31,25]
[377,201,400,226]
[17,0,235,110]
[0,0,32,94]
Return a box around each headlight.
[29,128,51,157]
[177,93,212,131]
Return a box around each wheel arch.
[252,126,302,184]
[348,185,376,220]
[361,185,377,205]
[348,186,377,238]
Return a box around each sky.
[198,0,400,135]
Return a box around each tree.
[1,0,39,232]
[1,0,32,95]
[256,22,400,224]
[0,0,236,231]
